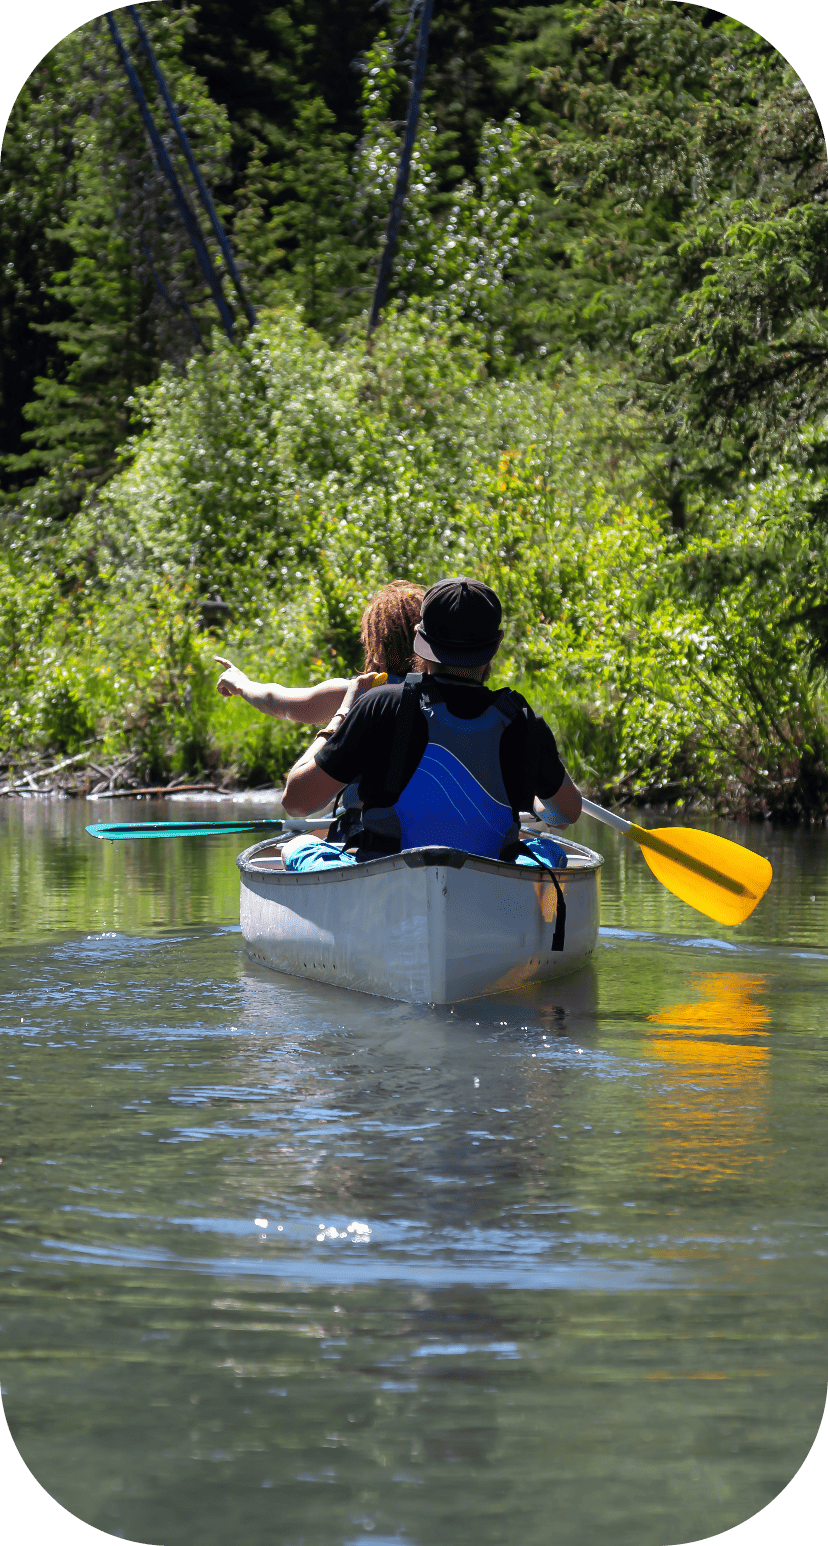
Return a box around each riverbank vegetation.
[2,2,827,818]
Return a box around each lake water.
[1,797,827,1546]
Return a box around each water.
[1,797,827,1545]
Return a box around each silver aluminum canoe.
[237,837,603,1004]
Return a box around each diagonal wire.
[368,0,435,337]
[106,11,235,340]
[127,5,256,330]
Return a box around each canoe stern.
[239,844,601,1004]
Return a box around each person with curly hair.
[214,580,425,723]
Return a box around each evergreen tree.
[10,0,819,521]
[251,98,361,328]
[1,1,577,490]
[533,1,828,500]
[1,7,232,499]
[232,28,537,350]
[0,57,74,476]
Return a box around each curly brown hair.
[361,580,426,676]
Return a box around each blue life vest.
[358,677,521,860]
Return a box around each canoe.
[237,836,603,1004]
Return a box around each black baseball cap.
[413,577,503,668]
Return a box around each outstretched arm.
[215,657,350,724]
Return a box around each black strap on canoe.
[548,868,567,952]
[515,840,567,952]
[497,684,567,949]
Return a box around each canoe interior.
[237,838,603,1005]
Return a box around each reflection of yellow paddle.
[572,798,772,926]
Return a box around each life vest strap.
[384,676,525,808]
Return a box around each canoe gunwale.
[237,838,604,888]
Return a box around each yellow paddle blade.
[628,824,773,927]
[372,672,388,685]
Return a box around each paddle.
[538,796,772,926]
[86,817,324,842]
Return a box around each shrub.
[3,307,827,814]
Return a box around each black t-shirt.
[315,676,566,814]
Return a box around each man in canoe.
[280,577,581,867]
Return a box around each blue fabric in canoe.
[283,834,568,873]
[515,835,569,869]
[283,837,358,872]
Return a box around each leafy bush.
[3,306,827,814]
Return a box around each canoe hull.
[238,842,602,1004]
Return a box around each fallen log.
[86,783,222,801]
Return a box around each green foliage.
[240,98,360,327]
[4,307,827,814]
[4,2,828,819]
[230,31,534,353]
[2,5,542,499]
[534,1,828,496]
[1,7,232,496]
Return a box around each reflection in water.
[0,795,252,940]
[648,971,771,1041]
[645,973,770,1189]
[226,962,605,1249]
[2,805,828,1546]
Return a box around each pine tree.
[533,1,828,499]
[253,98,361,329]
[1,7,233,499]
[2,0,582,494]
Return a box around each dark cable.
[106,11,235,341]
[127,5,257,330]
[367,0,435,338]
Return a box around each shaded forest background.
[2,0,828,817]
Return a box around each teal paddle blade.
[86,819,285,841]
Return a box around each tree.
[2,1,579,490]
[533,1,828,506]
[1,7,232,500]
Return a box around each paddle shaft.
[579,798,748,897]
